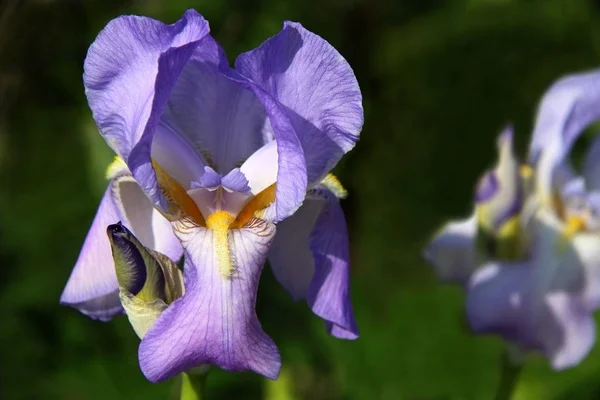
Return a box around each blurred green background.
[3,0,600,399]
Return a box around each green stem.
[180,371,208,400]
[494,347,523,400]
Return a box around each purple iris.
[60,10,362,382]
[425,69,600,369]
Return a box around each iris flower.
[425,69,600,369]
[60,10,362,381]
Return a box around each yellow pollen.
[152,161,205,226]
[320,173,347,199]
[206,211,236,277]
[562,215,586,240]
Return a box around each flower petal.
[467,261,595,370]
[268,195,325,301]
[221,68,307,222]
[151,117,207,189]
[268,187,358,338]
[222,168,251,194]
[528,69,600,201]
[83,10,209,160]
[235,21,363,184]
[111,175,183,261]
[60,186,122,320]
[475,127,522,231]
[139,219,280,381]
[307,189,358,339]
[163,35,269,174]
[239,140,278,196]
[570,233,600,310]
[423,215,477,285]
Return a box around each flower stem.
[180,371,208,400]
[494,347,523,400]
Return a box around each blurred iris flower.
[425,69,600,369]
[60,10,362,381]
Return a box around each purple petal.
[139,219,280,381]
[235,22,363,184]
[164,35,267,174]
[84,10,209,161]
[221,168,251,194]
[528,69,600,200]
[60,185,122,320]
[195,166,222,189]
[467,263,535,346]
[307,190,358,339]
[111,175,183,262]
[423,216,477,285]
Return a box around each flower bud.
[107,222,184,338]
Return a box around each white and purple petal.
[235,22,363,184]
[475,127,522,231]
[138,219,280,381]
[423,216,477,285]
[466,261,595,370]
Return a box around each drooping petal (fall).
[235,21,363,185]
[139,219,280,382]
[268,195,324,301]
[307,189,358,339]
[60,186,122,320]
[466,261,595,370]
[269,187,357,339]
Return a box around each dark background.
[3,0,600,399]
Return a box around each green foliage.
[2,0,600,399]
